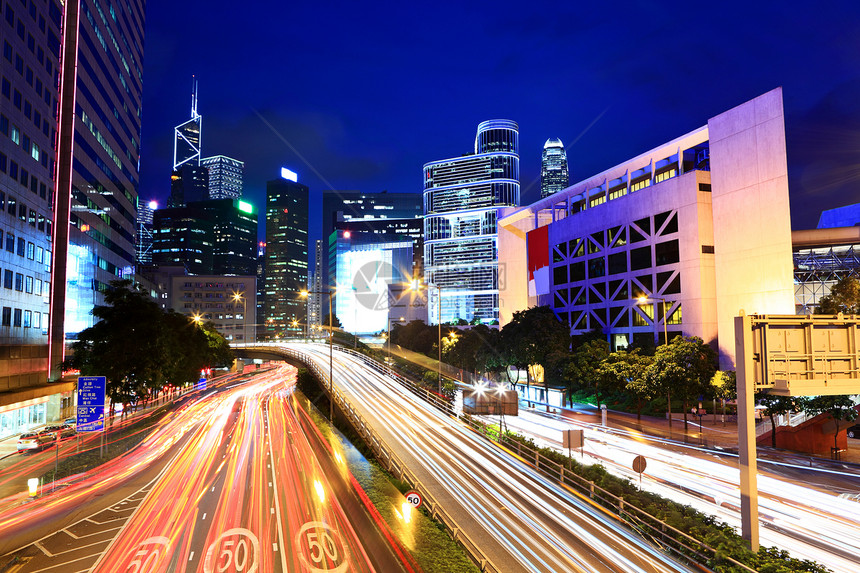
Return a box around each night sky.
[139,1,860,243]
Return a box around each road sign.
[77,376,106,432]
[563,429,583,450]
[632,455,647,474]
[404,490,422,509]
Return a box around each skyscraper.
[136,200,158,267]
[151,199,258,276]
[322,190,423,287]
[0,0,62,394]
[264,168,308,339]
[174,78,202,170]
[201,155,243,200]
[61,0,146,337]
[423,120,520,324]
[540,138,569,198]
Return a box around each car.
[63,417,76,426]
[847,425,860,439]
[43,424,76,439]
[54,424,76,439]
[16,432,53,452]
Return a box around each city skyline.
[140,1,860,238]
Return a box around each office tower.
[322,190,422,287]
[332,230,413,335]
[136,200,157,267]
[540,138,569,198]
[307,239,323,332]
[151,199,258,276]
[60,0,146,339]
[256,241,265,341]
[0,0,62,399]
[168,164,209,207]
[423,120,520,324]
[201,155,243,200]
[174,77,201,170]
[264,168,308,339]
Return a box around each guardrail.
[257,344,502,573]
[241,343,754,573]
[457,414,757,573]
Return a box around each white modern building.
[499,89,795,369]
[423,120,520,325]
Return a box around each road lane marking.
[202,512,207,520]
[273,543,278,552]
[63,528,80,539]
[189,551,195,561]
[34,540,53,557]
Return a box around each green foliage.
[561,339,609,406]
[598,348,653,419]
[649,336,718,428]
[711,370,737,401]
[816,276,860,314]
[65,280,233,404]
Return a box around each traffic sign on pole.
[404,490,423,509]
[77,376,106,432]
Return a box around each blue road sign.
[77,376,106,432]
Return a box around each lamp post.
[301,289,335,420]
[407,279,443,395]
[637,294,671,428]
[387,316,405,364]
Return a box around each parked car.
[45,424,76,439]
[847,424,860,439]
[17,432,53,452]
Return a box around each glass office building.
[202,155,243,200]
[423,120,520,324]
[540,138,569,198]
[264,170,308,339]
[0,0,62,389]
[65,0,146,336]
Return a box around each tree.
[755,393,796,448]
[650,336,718,431]
[499,306,570,408]
[711,370,736,425]
[563,339,609,408]
[66,280,233,409]
[800,394,859,454]
[598,348,653,420]
[816,276,860,314]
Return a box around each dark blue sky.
[139,1,860,240]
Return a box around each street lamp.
[637,294,671,428]
[387,316,405,364]
[301,289,335,420]
[407,279,444,395]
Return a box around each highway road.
[0,365,412,573]
[486,407,860,573]
[283,343,693,573]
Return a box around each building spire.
[191,75,199,119]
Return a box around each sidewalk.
[551,401,860,466]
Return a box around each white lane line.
[266,401,289,573]
[44,538,113,557]
[189,551,195,561]
[63,525,124,540]
[34,541,54,557]
[202,513,207,520]
[63,528,80,539]
[270,507,275,514]
[273,543,278,552]
[28,554,101,573]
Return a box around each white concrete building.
[498,88,794,369]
